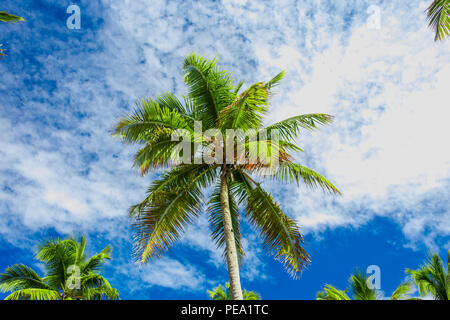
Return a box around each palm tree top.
[114,53,340,298]
[317,269,412,300]
[208,283,261,300]
[0,235,119,300]
[406,249,449,300]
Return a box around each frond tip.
[240,172,311,277]
[0,11,25,23]
[426,0,450,41]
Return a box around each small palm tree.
[426,0,450,41]
[406,250,449,300]
[317,270,412,300]
[0,236,119,300]
[208,283,261,300]
[114,53,340,299]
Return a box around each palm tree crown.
[208,283,261,300]
[317,270,412,300]
[406,250,449,300]
[114,53,340,299]
[0,236,119,300]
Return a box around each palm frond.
[81,286,119,300]
[74,235,86,265]
[113,96,195,144]
[316,284,351,300]
[266,70,286,90]
[81,245,112,274]
[243,289,261,300]
[390,281,412,300]
[218,82,269,130]
[272,162,341,194]
[349,271,377,300]
[183,53,236,129]
[0,264,50,292]
[80,274,119,300]
[0,11,25,23]
[426,0,450,41]
[36,239,74,291]
[133,187,203,263]
[133,165,218,263]
[208,284,229,300]
[263,113,334,142]
[133,133,195,174]
[4,288,61,300]
[129,164,218,217]
[208,283,261,300]
[237,170,310,277]
[407,251,448,300]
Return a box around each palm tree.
[208,283,261,300]
[0,236,119,300]
[114,53,340,299]
[426,0,450,41]
[0,11,24,58]
[317,270,412,300]
[406,250,449,300]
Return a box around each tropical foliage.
[208,283,261,300]
[0,236,119,300]
[0,11,24,58]
[406,250,449,300]
[114,53,340,299]
[316,270,412,300]
[0,11,24,23]
[426,0,450,41]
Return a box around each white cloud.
[116,257,205,291]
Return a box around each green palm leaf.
[114,96,195,144]
[263,113,334,142]
[407,250,449,300]
[350,271,377,300]
[133,164,218,262]
[183,54,236,129]
[427,0,450,41]
[37,239,74,290]
[316,285,351,300]
[390,281,412,300]
[208,283,261,300]
[5,288,61,300]
[0,264,50,292]
[0,11,25,23]
[237,170,310,277]
[271,162,341,194]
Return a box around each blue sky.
[0,0,449,300]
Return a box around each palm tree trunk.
[220,167,243,300]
